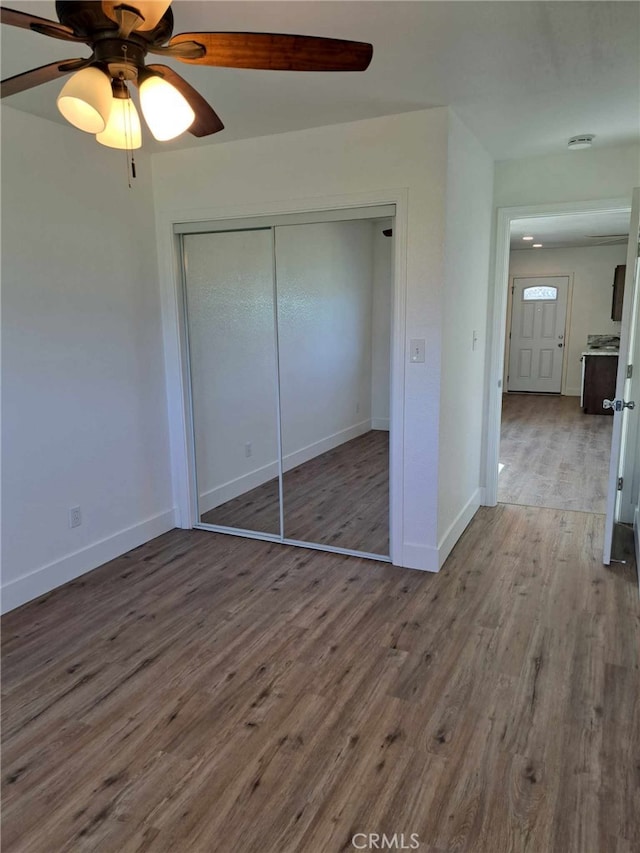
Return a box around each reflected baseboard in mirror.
[200,430,389,555]
[200,478,281,535]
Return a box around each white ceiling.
[2,1,639,161]
[510,210,631,250]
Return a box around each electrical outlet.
[245,442,252,458]
[409,339,425,363]
[69,505,82,528]
[356,402,360,414]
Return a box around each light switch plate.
[409,339,425,363]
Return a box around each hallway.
[498,393,613,514]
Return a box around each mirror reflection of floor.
[498,393,613,514]
[200,430,389,555]
[201,477,282,536]
[611,521,636,565]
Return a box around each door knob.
[557,343,563,348]
[603,399,636,411]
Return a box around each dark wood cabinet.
[611,264,626,321]
[583,355,618,415]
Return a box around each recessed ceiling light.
[522,236,534,241]
[532,243,543,248]
[568,134,595,150]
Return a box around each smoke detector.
[568,134,595,150]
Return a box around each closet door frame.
[167,191,408,567]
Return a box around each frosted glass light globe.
[139,75,194,141]
[57,67,113,133]
[96,95,142,149]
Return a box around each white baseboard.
[1,509,177,614]
[563,388,582,398]
[398,542,440,572]
[371,418,390,431]
[437,488,482,569]
[199,420,373,513]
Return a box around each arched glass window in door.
[522,285,558,301]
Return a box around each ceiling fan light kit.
[1,0,373,162]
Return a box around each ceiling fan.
[0,1,373,149]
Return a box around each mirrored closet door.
[181,209,393,559]
[183,229,282,536]
[275,220,391,555]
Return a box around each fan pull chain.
[123,97,136,188]
[123,144,132,188]
[118,58,136,188]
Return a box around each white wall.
[371,220,392,430]
[494,143,640,208]
[439,112,494,549]
[152,109,450,570]
[1,107,174,612]
[506,245,627,395]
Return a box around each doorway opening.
[487,202,632,522]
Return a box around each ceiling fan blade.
[1,57,91,98]
[145,64,224,137]
[102,1,171,33]
[0,6,83,42]
[168,32,373,71]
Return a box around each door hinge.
[627,364,633,379]
[617,476,624,491]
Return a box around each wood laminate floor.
[2,505,639,852]
[201,430,390,555]
[498,394,613,514]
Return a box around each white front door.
[508,276,569,393]
[603,187,640,566]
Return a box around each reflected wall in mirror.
[183,229,281,535]
[275,219,392,555]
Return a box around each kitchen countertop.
[581,350,619,357]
